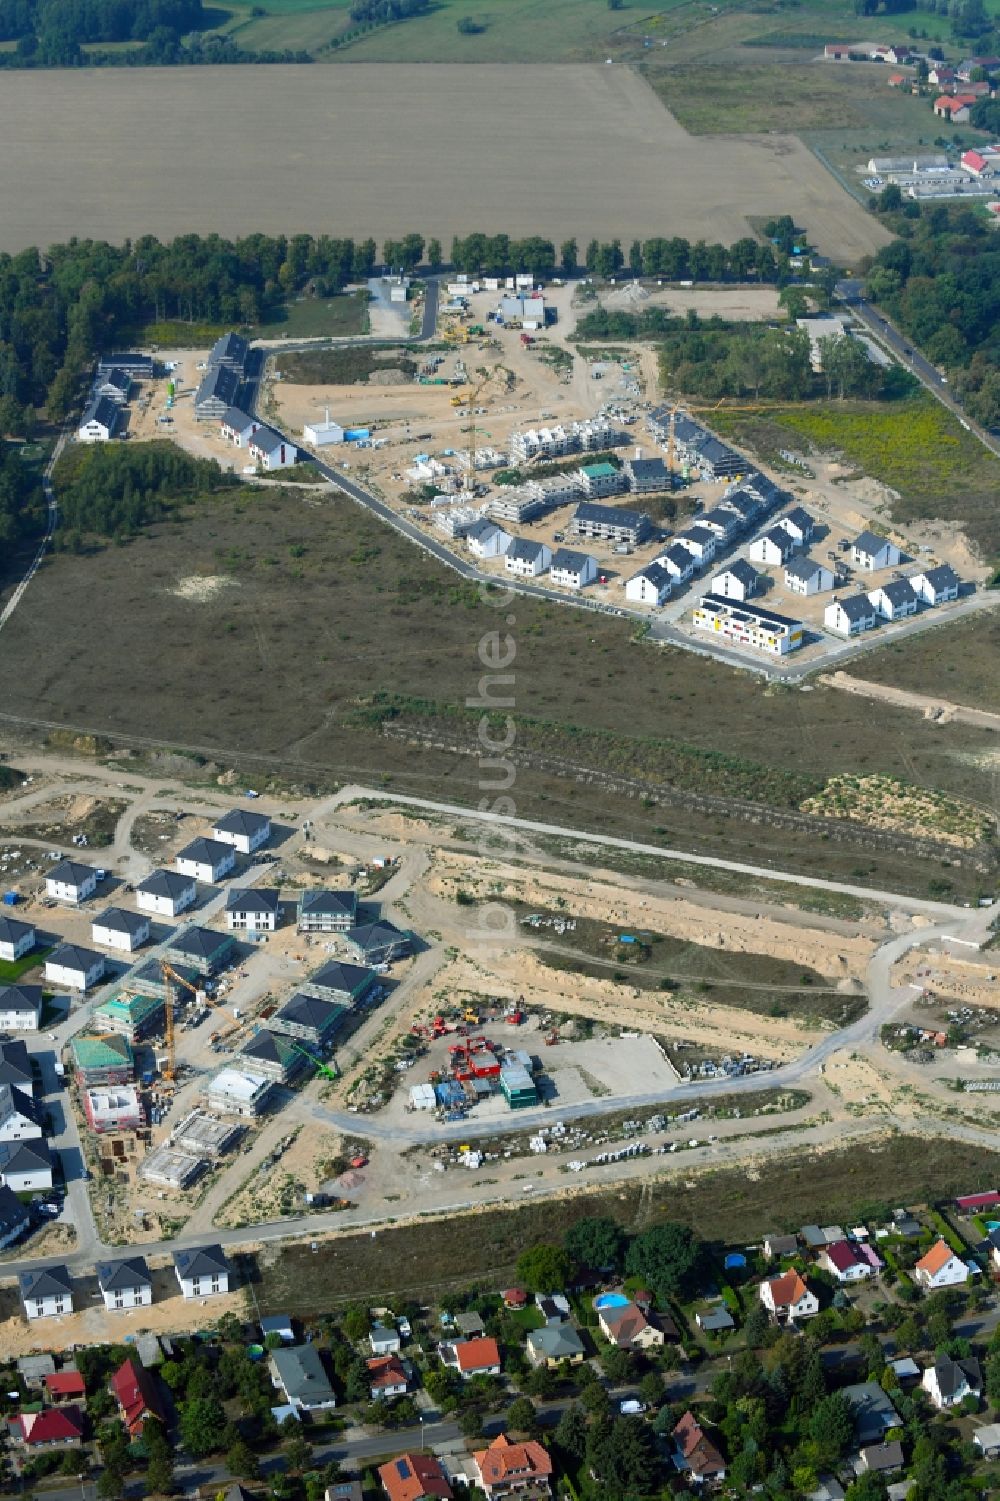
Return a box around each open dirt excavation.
[0,65,890,258]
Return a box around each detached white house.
[466,520,512,559]
[759,1271,819,1323]
[173,1245,233,1299]
[914,1238,970,1290]
[549,548,598,590]
[96,1257,153,1311]
[712,560,760,602]
[922,1354,982,1409]
[852,530,901,571]
[868,580,918,621]
[212,809,271,856]
[175,837,237,884]
[776,506,814,546]
[0,1083,43,1142]
[247,427,297,470]
[45,860,99,905]
[824,595,879,638]
[673,526,717,567]
[658,544,696,584]
[0,984,42,1031]
[910,564,960,605]
[748,526,796,566]
[784,557,834,596]
[92,908,151,954]
[625,563,672,606]
[45,944,106,992]
[19,1266,74,1320]
[225,888,281,933]
[78,397,121,443]
[0,919,36,966]
[135,869,197,917]
[505,539,552,578]
[0,1139,52,1192]
[817,1241,871,1283]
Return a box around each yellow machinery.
[159,960,203,1082]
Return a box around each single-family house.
[94,369,132,404]
[0,1041,33,1097]
[78,397,121,443]
[930,64,956,85]
[96,1257,153,1311]
[696,1305,735,1334]
[17,1354,55,1389]
[472,1433,553,1499]
[45,943,105,992]
[0,1080,36,1152]
[0,983,42,1031]
[466,520,512,559]
[673,525,717,567]
[824,594,879,638]
[624,562,672,606]
[270,992,345,1049]
[0,920,36,967]
[225,887,282,933]
[343,920,410,966]
[505,538,552,578]
[658,543,697,584]
[439,1336,501,1379]
[43,1371,86,1404]
[598,1300,664,1349]
[19,1266,74,1320]
[111,1357,165,1436]
[858,1442,904,1475]
[135,869,197,917]
[909,564,960,605]
[220,408,259,447]
[712,560,760,602]
[534,1291,570,1323]
[45,859,98,905]
[248,428,298,470]
[173,1244,232,1299]
[526,1324,585,1367]
[818,1241,871,1283]
[868,579,918,621]
[549,548,598,590]
[914,1238,970,1290]
[922,1353,982,1409]
[175,837,237,884]
[0,1139,53,1192]
[9,1406,85,1449]
[759,1270,819,1322]
[370,1324,402,1357]
[933,95,976,122]
[0,1186,30,1250]
[672,1410,727,1484]
[777,506,814,545]
[748,526,796,566]
[784,557,834,596]
[763,1233,798,1260]
[212,808,271,855]
[91,908,151,953]
[378,1452,452,1501]
[368,1355,408,1400]
[297,889,358,933]
[239,1029,306,1083]
[974,1425,1000,1457]
[166,925,235,975]
[852,530,901,571]
[840,1381,900,1444]
[269,1344,337,1412]
[824,42,854,60]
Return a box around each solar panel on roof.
[395,1460,410,1477]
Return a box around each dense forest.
[448,231,792,283]
[0,438,45,551]
[865,199,1000,427]
[52,441,238,545]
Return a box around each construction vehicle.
[287,1039,338,1082]
[463,1008,480,1024]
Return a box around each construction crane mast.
[159,960,203,1083]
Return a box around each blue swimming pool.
[593,1292,630,1311]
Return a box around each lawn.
[0,488,997,901]
[711,396,1000,564]
[853,614,1000,717]
[0,948,49,984]
[255,1136,1000,1310]
[248,291,368,341]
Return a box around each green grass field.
[249,291,368,340]
[711,396,1000,564]
[0,948,48,984]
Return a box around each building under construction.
[70,1035,135,1087]
[92,992,165,1045]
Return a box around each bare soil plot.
[0,64,887,263]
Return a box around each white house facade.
[174,1245,232,1298]
[175,839,237,884]
[0,921,35,966]
[824,596,879,637]
[91,910,151,954]
[211,810,271,856]
[45,945,106,992]
[45,861,98,905]
[135,870,198,917]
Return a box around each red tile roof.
[43,1372,85,1398]
[916,1238,960,1277]
[378,1452,452,1501]
[502,1288,527,1307]
[453,1336,500,1373]
[110,1358,165,1436]
[367,1356,408,1391]
[763,1271,810,1309]
[14,1406,85,1445]
[672,1410,726,1479]
[823,1240,863,1273]
[473,1433,553,1495]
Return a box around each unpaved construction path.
[824,670,1000,734]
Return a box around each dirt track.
[0,64,890,259]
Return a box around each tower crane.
[460,370,492,492]
[159,960,205,1083]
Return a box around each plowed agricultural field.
[0,63,889,261]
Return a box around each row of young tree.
[866,197,1000,426]
[446,231,793,283]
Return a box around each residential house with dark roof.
[0,1183,29,1248]
[0,921,36,969]
[824,594,879,638]
[922,1354,982,1409]
[20,1266,74,1320]
[248,427,298,471]
[571,500,650,545]
[0,983,41,1032]
[93,368,132,404]
[91,907,151,953]
[784,556,834,597]
[78,396,121,443]
[96,1257,153,1311]
[194,364,240,420]
[297,889,358,933]
[712,559,760,603]
[45,943,106,992]
[239,1028,309,1082]
[304,960,376,1006]
[549,547,598,590]
[0,1139,53,1193]
[504,538,552,578]
[208,332,248,373]
[212,808,271,854]
[175,837,237,885]
[166,925,235,975]
[526,1324,585,1368]
[173,1244,232,1298]
[270,993,347,1049]
[776,506,815,545]
[225,888,282,933]
[0,1040,35,1096]
[0,1081,43,1141]
[909,564,960,606]
[672,1410,726,1483]
[851,530,901,571]
[45,860,98,905]
[840,1381,900,1444]
[269,1344,337,1412]
[135,869,197,918]
[343,920,410,966]
[623,456,670,494]
[624,561,672,606]
[868,578,917,621]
